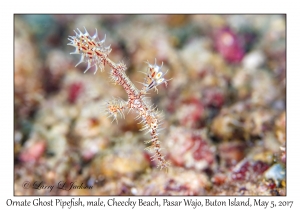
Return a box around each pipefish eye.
[155,72,162,79]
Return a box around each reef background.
[14,14,286,195]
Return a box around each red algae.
[68,82,83,103]
[215,27,244,63]
[19,141,46,163]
